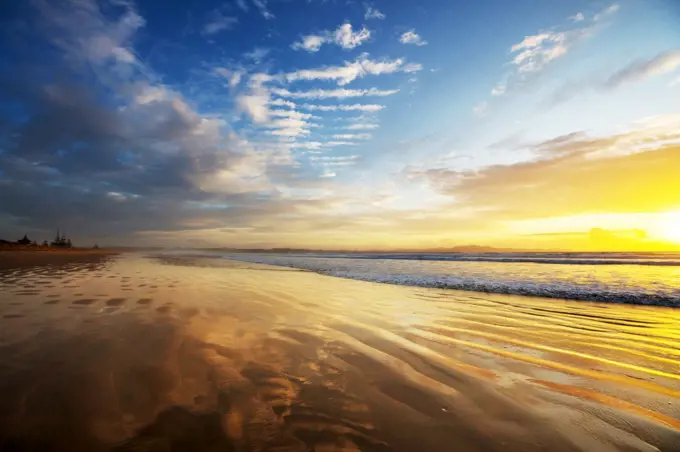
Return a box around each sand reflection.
[0,253,678,451]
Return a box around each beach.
[0,252,679,451]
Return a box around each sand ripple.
[0,253,678,451]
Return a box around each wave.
[280,253,680,267]
[222,253,680,308]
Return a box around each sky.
[1,0,680,250]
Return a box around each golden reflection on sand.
[0,252,678,451]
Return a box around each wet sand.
[0,253,679,451]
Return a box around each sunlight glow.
[654,212,680,243]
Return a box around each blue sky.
[1,0,680,249]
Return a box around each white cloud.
[292,34,327,52]
[332,133,372,140]
[570,12,585,22]
[252,0,274,19]
[364,6,385,20]
[237,86,270,123]
[134,85,170,104]
[594,4,620,22]
[107,191,128,202]
[400,30,427,46]
[510,31,570,73]
[269,98,296,108]
[292,23,371,52]
[473,101,488,117]
[215,68,243,88]
[285,56,420,86]
[112,47,136,63]
[491,82,506,96]
[320,170,336,178]
[323,141,355,147]
[202,11,238,35]
[487,4,620,100]
[270,109,317,120]
[302,104,385,112]
[334,24,371,49]
[236,0,249,12]
[271,87,399,99]
[345,123,379,130]
[244,47,270,63]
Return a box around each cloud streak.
[292,23,371,52]
[271,87,399,99]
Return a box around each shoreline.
[0,248,120,271]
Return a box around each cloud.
[236,0,249,12]
[265,118,314,137]
[301,104,385,112]
[364,6,386,20]
[332,133,372,140]
[335,24,371,49]
[202,10,238,35]
[292,23,371,52]
[473,101,488,117]
[270,87,398,99]
[593,4,620,21]
[0,0,311,243]
[570,12,585,22]
[408,116,680,219]
[252,0,274,19]
[291,34,326,52]
[323,141,356,147]
[236,86,270,123]
[399,30,427,46]
[546,50,680,107]
[269,109,317,120]
[215,67,243,88]
[604,50,680,89]
[269,98,296,109]
[486,4,620,99]
[284,55,420,86]
[345,123,379,130]
[243,47,270,63]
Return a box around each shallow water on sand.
[0,253,679,451]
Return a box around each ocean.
[222,252,680,307]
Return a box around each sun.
[655,212,680,243]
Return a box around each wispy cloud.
[284,56,421,86]
[473,101,488,117]
[215,67,243,88]
[491,4,620,98]
[252,0,274,19]
[202,9,238,35]
[271,87,398,99]
[243,47,270,63]
[236,0,249,12]
[364,5,385,20]
[301,104,385,112]
[237,86,270,123]
[345,123,379,130]
[292,23,371,52]
[546,50,680,107]
[400,30,427,46]
[332,133,372,140]
[570,12,585,22]
[604,50,680,89]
